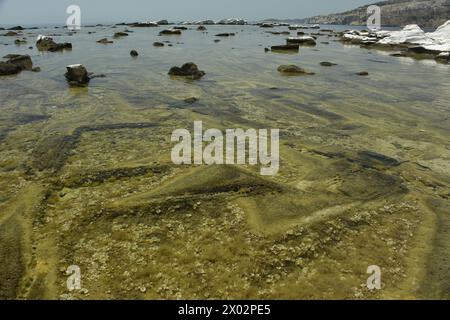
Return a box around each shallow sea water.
[1,24,450,299]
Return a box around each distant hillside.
[304,0,450,29]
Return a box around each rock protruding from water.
[277,65,315,75]
[168,62,205,80]
[65,64,91,86]
[130,50,139,57]
[159,29,182,36]
[0,54,33,76]
[271,44,299,52]
[286,36,317,46]
[97,38,113,44]
[197,26,207,31]
[36,35,72,52]
[320,61,338,67]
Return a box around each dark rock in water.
[168,62,205,80]
[271,44,299,52]
[131,22,158,27]
[36,35,72,52]
[286,36,316,46]
[159,29,181,35]
[5,54,33,70]
[8,26,24,31]
[265,47,270,52]
[215,33,235,37]
[197,25,207,31]
[320,61,337,67]
[321,41,330,44]
[3,31,19,37]
[153,42,164,47]
[113,32,129,38]
[390,52,408,57]
[277,65,315,75]
[130,50,139,57]
[408,46,438,54]
[297,31,305,35]
[14,39,27,45]
[97,38,113,44]
[32,67,41,72]
[260,23,274,28]
[356,71,369,76]
[0,54,33,76]
[184,97,198,103]
[173,26,188,30]
[214,39,221,43]
[157,20,169,25]
[65,64,90,86]
[0,62,21,76]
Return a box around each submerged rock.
[65,64,91,86]
[113,32,129,38]
[3,31,20,37]
[159,29,182,35]
[184,97,198,103]
[153,42,164,47]
[168,62,205,80]
[215,33,235,37]
[97,38,113,44]
[356,71,369,76]
[271,44,299,52]
[277,65,315,75]
[14,39,27,45]
[36,35,72,52]
[320,61,338,67]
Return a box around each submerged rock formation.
[277,65,315,75]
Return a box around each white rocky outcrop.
[341,20,450,54]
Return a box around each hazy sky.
[0,0,374,25]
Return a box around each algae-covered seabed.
[0,25,449,300]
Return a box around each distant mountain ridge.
[303,0,450,29]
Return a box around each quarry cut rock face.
[0,19,449,301]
